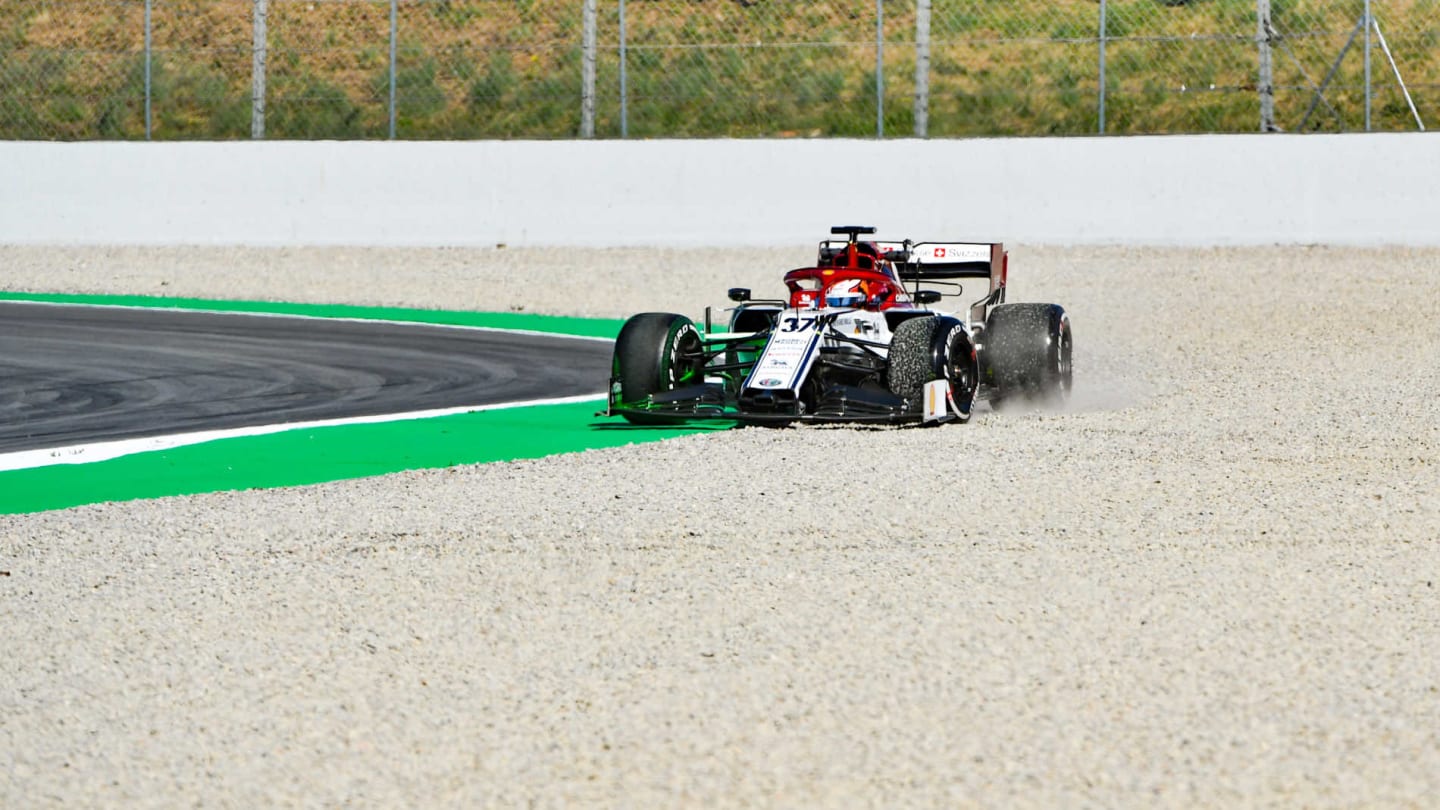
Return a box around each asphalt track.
[0,302,613,454]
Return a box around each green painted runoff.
[0,292,715,515]
[0,401,716,515]
[0,290,625,339]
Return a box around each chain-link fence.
[2,1,1434,140]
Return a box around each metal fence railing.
[1,1,1433,140]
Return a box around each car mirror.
[914,290,942,305]
[728,288,751,302]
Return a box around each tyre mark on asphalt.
[0,302,613,454]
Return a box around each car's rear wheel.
[887,316,978,422]
[982,303,1072,408]
[611,312,704,425]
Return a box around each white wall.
[2,134,1436,247]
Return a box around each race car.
[606,225,1072,425]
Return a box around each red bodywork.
[784,241,917,311]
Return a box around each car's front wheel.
[610,312,704,424]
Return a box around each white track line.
[2,300,616,472]
[0,393,607,473]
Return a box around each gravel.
[3,244,1438,807]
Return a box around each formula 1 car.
[606,226,1072,425]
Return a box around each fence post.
[388,0,397,139]
[1098,0,1106,134]
[913,0,929,137]
[1363,0,1371,131]
[1257,0,1274,132]
[582,0,596,138]
[875,0,884,138]
[144,0,152,140]
[619,0,628,138]
[1372,18,1425,130]
[251,0,267,140]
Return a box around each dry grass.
[2,0,1436,139]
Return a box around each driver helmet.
[826,279,865,308]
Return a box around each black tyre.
[982,303,1072,407]
[887,316,979,422]
[611,312,704,424]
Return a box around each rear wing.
[818,239,916,267]
[817,239,1008,322]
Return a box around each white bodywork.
[922,379,952,422]
[742,307,897,394]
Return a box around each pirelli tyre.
[610,312,704,425]
[886,315,979,422]
[982,303,1073,407]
